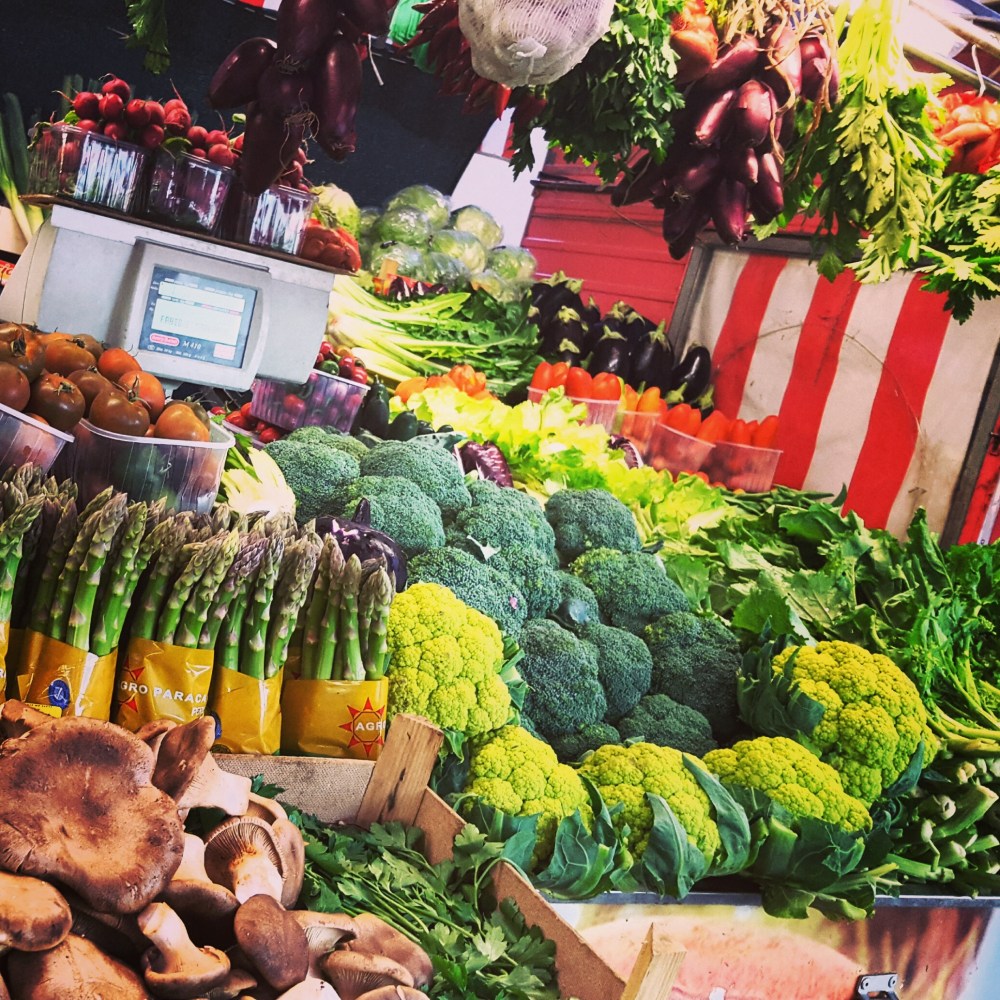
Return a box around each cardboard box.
[216,715,683,1000]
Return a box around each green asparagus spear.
[65,494,129,651]
[130,520,191,641]
[0,496,45,626]
[90,502,149,657]
[313,538,346,682]
[217,537,269,673]
[47,504,105,643]
[174,530,240,648]
[78,486,115,523]
[360,565,394,680]
[300,535,335,680]
[11,496,59,630]
[201,535,267,651]
[154,540,215,645]
[27,501,78,635]
[335,556,365,682]
[265,534,322,680]
[240,534,284,680]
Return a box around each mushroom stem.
[175,833,212,883]
[277,978,342,999]
[179,757,252,816]
[138,902,231,998]
[138,903,212,969]
[230,852,286,904]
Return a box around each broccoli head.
[265,439,361,523]
[643,611,741,741]
[571,548,690,635]
[359,439,471,517]
[488,547,561,619]
[550,571,601,630]
[408,546,528,638]
[578,621,652,723]
[546,488,641,565]
[617,694,717,757]
[386,582,511,737]
[463,725,593,868]
[518,619,606,738]
[449,480,557,560]
[549,723,620,763]
[332,476,445,557]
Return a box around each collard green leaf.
[458,798,538,874]
[640,793,709,898]
[683,757,752,877]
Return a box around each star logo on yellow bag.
[340,698,387,756]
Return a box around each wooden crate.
[216,715,683,1000]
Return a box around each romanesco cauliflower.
[703,736,872,832]
[463,725,593,867]
[769,641,937,804]
[386,582,510,737]
[577,742,721,862]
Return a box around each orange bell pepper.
[395,376,429,403]
[637,386,662,414]
[752,414,780,448]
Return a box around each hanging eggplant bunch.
[402,0,515,117]
[613,25,839,260]
[207,0,375,195]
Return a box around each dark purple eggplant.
[753,151,785,219]
[620,304,651,351]
[662,191,710,243]
[696,36,761,95]
[668,204,712,260]
[587,329,631,380]
[763,26,802,107]
[711,177,750,244]
[726,80,775,148]
[313,35,363,160]
[541,305,589,363]
[313,514,408,590]
[629,322,674,392]
[257,63,315,118]
[459,441,514,488]
[669,345,713,401]
[723,145,759,186]
[239,101,305,195]
[693,89,737,148]
[276,0,341,70]
[670,149,722,195]
[528,275,584,327]
[612,153,669,207]
[776,109,795,148]
[208,38,277,110]
[578,297,603,359]
[608,435,642,468]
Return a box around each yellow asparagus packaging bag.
[280,676,389,759]
[209,666,283,754]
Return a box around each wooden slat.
[355,713,443,828]
[621,927,685,1000]
[412,788,465,865]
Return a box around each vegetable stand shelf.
[215,714,680,1000]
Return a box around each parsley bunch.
[297,816,564,1000]
[124,0,171,73]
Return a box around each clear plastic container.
[236,185,316,254]
[0,402,73,475]
[614,410,658,452]
[69,419,233,513]
[28,124,149,213]
[145,150,233,232]
[702,440,782,492]
[527,387,620,432]
[645,422,715,476]
[250,369,369,432]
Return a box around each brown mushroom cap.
[162,834,240,930]
[354,988,427,1000]
[346,913,433,989]
[152,718,251,816]
[0,870,72,952]
[67,894,147,966]
[271,819,305,909]
[274,980,341,999]
[288,912,358,979]
[135,718,177,755]
[7,932,150,999]
[139,902,231,999]
[318,952,413,1000]
[243,793,288,825]
[203,817,285,904]
[204,968,259,1000]
[233,894,309,992]
[0,700,52,742]
[0,717,185,914]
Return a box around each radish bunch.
[613,26,839,259]
[208,0,379,194]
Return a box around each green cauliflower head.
[578,742,722,862]
[703,735,872,832]
[386,582,510,737]
[464,725,593,867]
[770,641,938,805]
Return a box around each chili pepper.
[592,372,622,402]
[463,76,494,114]
[493,84,512,118]
[727,418,753,445]
[696,410,731,443]
[622,385,640,412]
[530,361,554,391]
[752,414,780,448]
[637,386,661,413]
[566,366,594,399]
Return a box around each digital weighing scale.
[0,199,340,392]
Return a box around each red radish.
[189,147,207,159]
[73,92,100,121]
[186,125,209,148]
[99,93,125,121]
[103,121,129,141]
[276,0,341,68]
[141,124,165,148]
[281,160,304,185]
[207,144,237,167]
[256,64,315,118]
[209,37,277,110]
[232,133,245,152]
[146,102,166,126]
[101,77,131,102]
[205,129,230,148]
[124,99,151,129]
[76,119,100,134]
[164,98,188,114]
[164,109,192,135]
[313,35,362,160]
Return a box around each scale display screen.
[138,266,257,370]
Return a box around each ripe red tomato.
[89,390,151,437]
[28,374,85,431]
[0,362,31,411]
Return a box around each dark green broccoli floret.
[449,481,557,559]
[332,476,445,557]
[518,619,607,738]
[264,439,360,523]
[579,621,653,723]
[549,723,621,763]
[570,548,690,635]
[359,440,471,517]
[550,571,601,631]
[545,489,641,565]
[643,611,741,740]
[286,426,371,460]
[617,693,717,757]
[489,547,561,619]
[408,546,528,638]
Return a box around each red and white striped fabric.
[688,250,1000,537]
